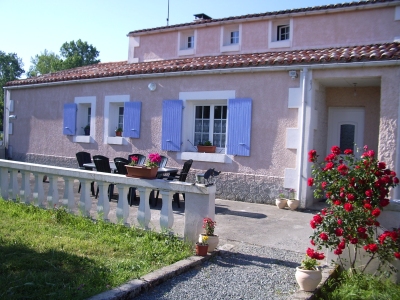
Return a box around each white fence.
[0,159,216,243]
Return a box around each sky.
[2,0,341,76]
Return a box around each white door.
[327,107,365,156]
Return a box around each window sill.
[107,136,126,145]
[178,48,195,56]
[73,135,92,143]
[220,44,240,52]
[269,40,291,48]
[178,152,232,163]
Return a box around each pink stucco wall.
[132,6,400,62]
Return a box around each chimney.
[194,13,212,22]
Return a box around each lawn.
[0,199,193,299]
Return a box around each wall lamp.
[289,70,298,79]
[9,115,17,120]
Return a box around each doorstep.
[288,264,340,300]
[87,244,235,300]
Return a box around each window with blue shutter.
[123,102,141,138]
[162,100,183,151]
[63,103,77,135]
[226,98,252,156]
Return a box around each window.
[221,24,241,52]
[269,19,292,48]
[118,107,124,130]
[194,105,227,147]
[178,30,196,56]
[230,31,239,44]
[277,25,289,41]
[104,95,129,145]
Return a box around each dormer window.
[178,30,196,56]
[269,19,292,49]
[277,25,289,41]
[221,24,241,52]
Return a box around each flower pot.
[197,145,216,153]
[199,234,219,252]
[195,243,208,256]
[84,128,90,136]
[287,199,299,210]
[295,267,322,291]
[125,165,158,179]
[276,198,288,209]
[116,131,122,137]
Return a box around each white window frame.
[178,90,235,163]
[178,30,196,56]
[220,24,241,52]
[73,96,96,144]
[269,19,293,49]
[104,95,129,145]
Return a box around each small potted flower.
[195,235,209,256]
[287,188,299,210]
[125,153,161,179]
[197,140,216,153]
[83,124,90,136]
[276,189,288,209]
[198,217,219,252]
[295,248,324,291]
[115,127,123,137]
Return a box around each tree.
[27,39,100,77]
[60,39,100,69]
[27,50,63,77]
[0,51,24,130]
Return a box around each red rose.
[319,233,328,241]
[310,220,316,229]
[344,149,353,155]
[337,164,349,175]
[324,162,334,171]
[364,243,378,253]
[321,182,327,189]
[364,203,372,210]
[307,178,314,186]
[371,208,381,217]
[313,214,323,224]
[344,203,353,212]
[321,208,327,216]
[335,228,344,236]
[394,177,399,184]
[325,153,336,162]
[333,200,341,206]
[337,219,343,225]
[331,145,341,155]
[334,248,343,255]
[391,171,397,177]
[380,199,390,207]
[350,237,358,244]
[310,239,315,246]
[338,240,346,249]
[308,150,317,162]
[347,193,355,201]
[357,227,366,234]
[394,252,400,259]
[378,162,386,169]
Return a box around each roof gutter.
[4,60,400,90]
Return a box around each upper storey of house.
[127,0,400,63]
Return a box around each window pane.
[213,134,220,147]
[222,120,226,132]
[222,106,227,119]
[214,120,221,133]
[202,134,209,142]
[340,124,355,151]
[203,106,210,119]
[214,106,221,119]
[195,120,202,132]
[194,133,201,146]
[221,134,226,147]
[195,106,203,118]
[203,120,209,133]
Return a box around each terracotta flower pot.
[295,267,322,291]
[116,131,122,137]
[287,199,300,210]
[199,234,219,252]
[195,243,208,256]
[125,165,158,179]
[276,198,288,209]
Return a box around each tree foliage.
[27,39,100,77]
[0,51,24,130]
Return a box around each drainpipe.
[297,67,308,207]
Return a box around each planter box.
[197,145,216,153]
[125,165,158,179]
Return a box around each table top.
[83,162,178,175]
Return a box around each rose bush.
[307,145,400,274]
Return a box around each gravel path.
[135,243,303,300]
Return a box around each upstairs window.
[187,36,194,48]
[230,31,239,44]
[277,25,289,41]
[178,30,196,56]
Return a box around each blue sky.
[2,0,339,74]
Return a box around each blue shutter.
[63,103,77,135]
[123,102,141,138]
[162,100,183,151]
[226,98,252,156]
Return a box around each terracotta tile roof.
[6,43,400,87]
[128,0,398,35]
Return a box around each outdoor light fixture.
[9,115,17,119]
[148,82,157,91]
[289,70,298,79]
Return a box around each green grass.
[0,200,193,299]
[318,270,400,300]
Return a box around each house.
[4,0,400,208]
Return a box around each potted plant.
[125,153,161,179]
[198,217,219,252]
[115,127,123,137]
[195,235,209,256]
[287,188,299,210]
[295,248,324,291]
[276,190,288,209]
[83,124,90,136]
[197,141,216,153]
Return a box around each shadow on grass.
[0,243,110,300]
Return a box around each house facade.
[4,0,400,207]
